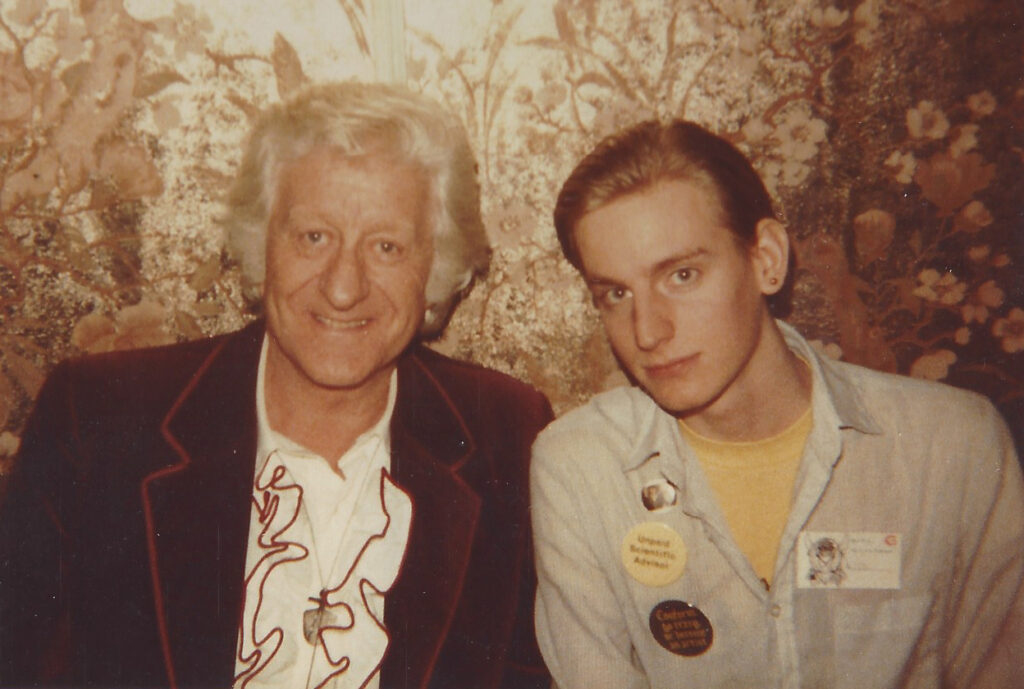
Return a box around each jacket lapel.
[142,331,480,689]
[381,350,481,689]
[142,322,264,688]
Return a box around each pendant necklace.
[302,588,342,645]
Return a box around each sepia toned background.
[1,0,1022,479]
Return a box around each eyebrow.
[651,247,709,274]
[584,247,710,286]
[280,206,416,234]
[279,207,330,226]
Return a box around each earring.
[768,276,779,286]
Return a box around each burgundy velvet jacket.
[0,321,553,689]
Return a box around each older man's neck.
[264,364,393,468]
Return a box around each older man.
[0,83,551,689]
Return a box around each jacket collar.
[144,320,263,689]
[617,321,885,593]
[144,322,481,689]
[381,350,482,688]
[620,321,883,518]
[622,321,883,470]
[776,320,880,436]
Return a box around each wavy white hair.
[222,81,489,337]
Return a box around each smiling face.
[262,148,433,399]
[575,178,784,420]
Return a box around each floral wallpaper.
[1,0,1021,481]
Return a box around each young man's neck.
[681,323,812,443]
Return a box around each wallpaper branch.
[0,0,1021,478]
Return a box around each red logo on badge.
[884,534,898,546]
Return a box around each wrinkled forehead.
[271,137,430,193]
[272,130,416,181]
[268,146,438,237]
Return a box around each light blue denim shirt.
[532,321,1023,689]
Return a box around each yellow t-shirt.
[679,405,812,586]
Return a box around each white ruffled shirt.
[233,339,413,689]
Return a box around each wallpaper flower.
[1,0,1021,481]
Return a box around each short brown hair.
[553,119,791,314]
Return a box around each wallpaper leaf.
[0,0,1020,469]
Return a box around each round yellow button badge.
[621,521,687,587]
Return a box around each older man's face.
[263,148,433,397]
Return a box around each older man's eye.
[297,230,327,247]
[374,239,404,259]
[289,228,333,257]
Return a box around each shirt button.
[770,604,782,617]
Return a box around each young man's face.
[262,148,434,397]
[574,178,780,418]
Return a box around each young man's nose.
[632,293,674,351]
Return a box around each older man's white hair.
[222,81,489,337]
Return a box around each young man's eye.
[668,268,698,285]
[595,286,630,308]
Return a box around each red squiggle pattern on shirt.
[308,469,411,689]
[234,461,308,688]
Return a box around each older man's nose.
[319,248,370,308]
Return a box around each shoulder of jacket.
[44,330,246,416]
[63,331,231,379]
[409,345,548,404]
[536,385,652,450]
[824,357,1001,429]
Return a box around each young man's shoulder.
[827,358,995,415]
[533,385,656,466]
[822,356,1009,440]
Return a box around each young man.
[531,120,1023,689]
[0,82,551,689]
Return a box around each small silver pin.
[641,478,678,512]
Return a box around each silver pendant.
[302,590,339,645]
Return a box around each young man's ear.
[752,218,790,296]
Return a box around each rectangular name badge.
[796,531,901,589]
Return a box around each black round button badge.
[649,600,713,656]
